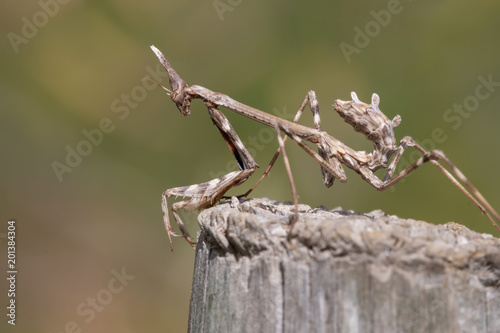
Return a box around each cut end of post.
[188,198,500,332]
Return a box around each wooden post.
[188,198,500,333]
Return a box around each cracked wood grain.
[188,198,500,333]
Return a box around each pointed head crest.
[150,45,191,116]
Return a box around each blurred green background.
[1,1,499,332]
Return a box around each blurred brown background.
[1,1,499,332]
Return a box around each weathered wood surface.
[188,198,500,333]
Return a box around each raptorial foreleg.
[162,169,255,250]
[162,103,259,250]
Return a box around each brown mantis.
[150,45,500,251]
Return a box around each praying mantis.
[150,45,500,251]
